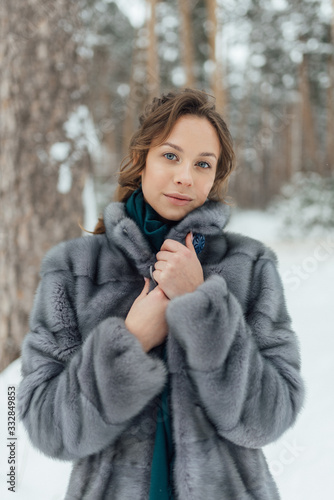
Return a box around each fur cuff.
[166,275,241,372]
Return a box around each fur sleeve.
[17,270,167,461]
[165,259,305,448]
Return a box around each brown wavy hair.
[89,88,235,235]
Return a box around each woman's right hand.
[125,278,169,352]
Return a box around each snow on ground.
[1,208,333,500]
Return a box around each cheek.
[143,162,161,181]
[199,177,215,199]
[141,164,155,186]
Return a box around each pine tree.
[0,0,91,370]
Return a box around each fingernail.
[190,231,193,242]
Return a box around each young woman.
[18,88,305,499]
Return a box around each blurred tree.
[192,0,215,89]
[178,0,195,87]
[294,0,333,174]
[226,0,333,207]
[298,52,318,171]
[0,0,91,370]
[147,0,160,101]
[121,30,141,160]
[205,0,225,112]
[326,0,334,172]
[153,0,215,91]
[1,0,333,371]
[76,0,135,207]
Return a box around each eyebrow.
[161,142,217,160]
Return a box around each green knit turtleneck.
[125,186,173,253]
[125,187,175,500]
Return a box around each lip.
[164,193,193,206]
[164,192,193,201]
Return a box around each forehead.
[153,115,221,154]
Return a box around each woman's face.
[140,115,220,221]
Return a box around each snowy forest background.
[1,0,334,370]
[0,0,334,498]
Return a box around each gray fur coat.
[17,200,305,499]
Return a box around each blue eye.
[164,152,177,161]
[197,161,211,169]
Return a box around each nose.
[173,163,193,187]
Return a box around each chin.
[158,207,191,222]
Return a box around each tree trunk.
[122,30,141,161]
[178,0,195,87]
[205,0,225,112]
[146,0,160,101]
[290,94,303,175]
[0,0,91,371]
[260,99,272,207]
[283,103,294,182]
[326,0,334,173]
[298,54,317,171]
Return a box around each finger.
[143,277,150,293]
[154,260,166,271]
[152,268,161,284]
[137,277,150,300]
[185,232,195,252]
[150,285,168,300]
[160,238,184,253]
[152,272,170,299]
[155,250,172,262]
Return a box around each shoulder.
[224,230,279,266]
[221,231,287,315]
[40,233,107,279]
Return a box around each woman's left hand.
[153,232,204,299]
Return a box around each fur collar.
[103,200,231,274]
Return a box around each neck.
[125,187,177,253]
